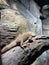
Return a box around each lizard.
[1,32,35,53]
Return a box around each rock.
[41,5,49,19]
[42,17,49,35]
[1,37,49,65]
[0,0,8,6]
[0,9,28,48]
[1,47,23,65]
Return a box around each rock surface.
[1,0,49,65]
[1,36,49,65]
[0,8,28,47]
[0,0,39,48]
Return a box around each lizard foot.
[20,43,28,49]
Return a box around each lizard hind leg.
[20,40,32,51]
[20,40,28,49]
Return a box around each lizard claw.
[20,43,27,49]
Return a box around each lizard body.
[1,32,35,53]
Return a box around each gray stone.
[42,5,49,18]
[0,9,28,47]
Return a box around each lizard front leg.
[28,36,33,42]
[28,35,37,43]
